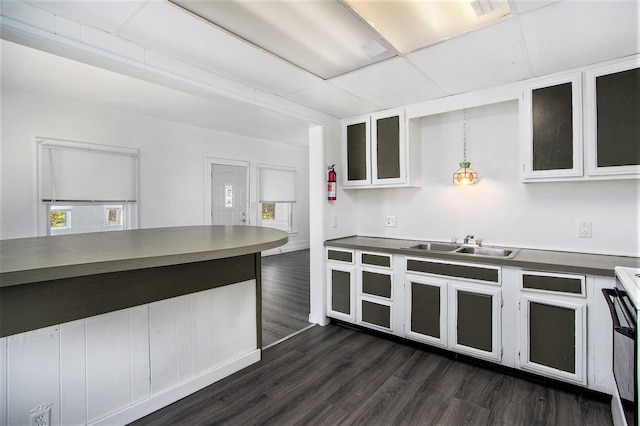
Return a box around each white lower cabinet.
[450,281,502,362]
[326,248,356,322]
[325,247,614,392]
[518,271,588,385]
[519,293,586,384]
[404,257,503,363]
[404,274,448,348]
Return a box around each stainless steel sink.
[455,246,516,257]
[407,242,459,252]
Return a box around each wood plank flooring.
[261,249,311,347]
[130,323,613,426]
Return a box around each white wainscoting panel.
[60,319,87,425]
[6,326,60,425]
[2,279,259,425]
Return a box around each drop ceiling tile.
[406,17,532,95]
[284,82,378,118]
[21,0,145,34]
[330,58,447,109]
[518,1,640,76]
[119,1,321,97]
[509,0,559,15]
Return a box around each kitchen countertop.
[1,225,289,287]
[325,236,640,277]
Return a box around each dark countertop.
[325,236,640,277]
[1,225,288,287]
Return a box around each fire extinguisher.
[327,164,337,201]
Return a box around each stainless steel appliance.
[604,267,639,426]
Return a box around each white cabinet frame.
[584,55,640,178]
[449,281,502,362]
[519,293,587,385]
[404,274,448,348]
[520,72,584,181]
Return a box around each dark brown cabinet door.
[331,269,351,315]
[531,83,574,171]
[528,301,576,374]
[375,115,401,179]
[456,290,493,352]
[410,281,441,339]
[595,67,640,168]
[346,121,368,182]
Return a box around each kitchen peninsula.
[0,225,287,425]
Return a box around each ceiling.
[1,0,639,142]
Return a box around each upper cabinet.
[520,55,640,182]
[584,57,640,178]
[520,73,583,181]
[342,108,420,188]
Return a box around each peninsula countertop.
[1,225,289,287]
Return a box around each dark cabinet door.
[532,83,574,171]
[522,74,583,180]
[375,115,401,179]
[361,300,391,329]
[346,121,369,182]
[456,290,493,352]
[410,281,441,339]
[594,67,640,168]
[330,269,352,316]
[528,301,576,373]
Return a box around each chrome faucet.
[464,234,474,245]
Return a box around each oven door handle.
[602,288,635,339]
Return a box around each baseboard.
[262,240,309,256]
[89,349,261,426]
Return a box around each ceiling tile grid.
[406,17,534,95]
[518,0,640,76]
[330,57,448,108]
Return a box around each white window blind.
[38,139,138,203]
[259,165,296,203]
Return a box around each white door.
[211,164,248,225]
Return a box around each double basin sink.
[406,242,518,259]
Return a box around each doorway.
[209,161,249,226]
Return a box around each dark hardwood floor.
[261,249,311,347]
[130,323,612,426]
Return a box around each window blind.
[259,166,296,203]
[39,139,138,203]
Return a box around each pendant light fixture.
[453,108,478,185]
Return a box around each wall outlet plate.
[385,216,396,227]
[578,221,592,238]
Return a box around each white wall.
[354,100,640,257]
[0,85,310,251]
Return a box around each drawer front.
[407,259,500,284]
[361,252,392,268]
[361,300,391,329]
[327,249,353,263]
[522,272,585,296]
[362,271,392,298]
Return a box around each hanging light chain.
[463,108,467,162]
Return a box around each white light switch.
[385,216,396,227]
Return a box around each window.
[261,202,292,232]
[258,165,296,233]
[38,138,139,236]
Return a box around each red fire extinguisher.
[327,165,337,201]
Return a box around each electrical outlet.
[578,221,592,238]
[385,216,396,227]
[29,404,51,426]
